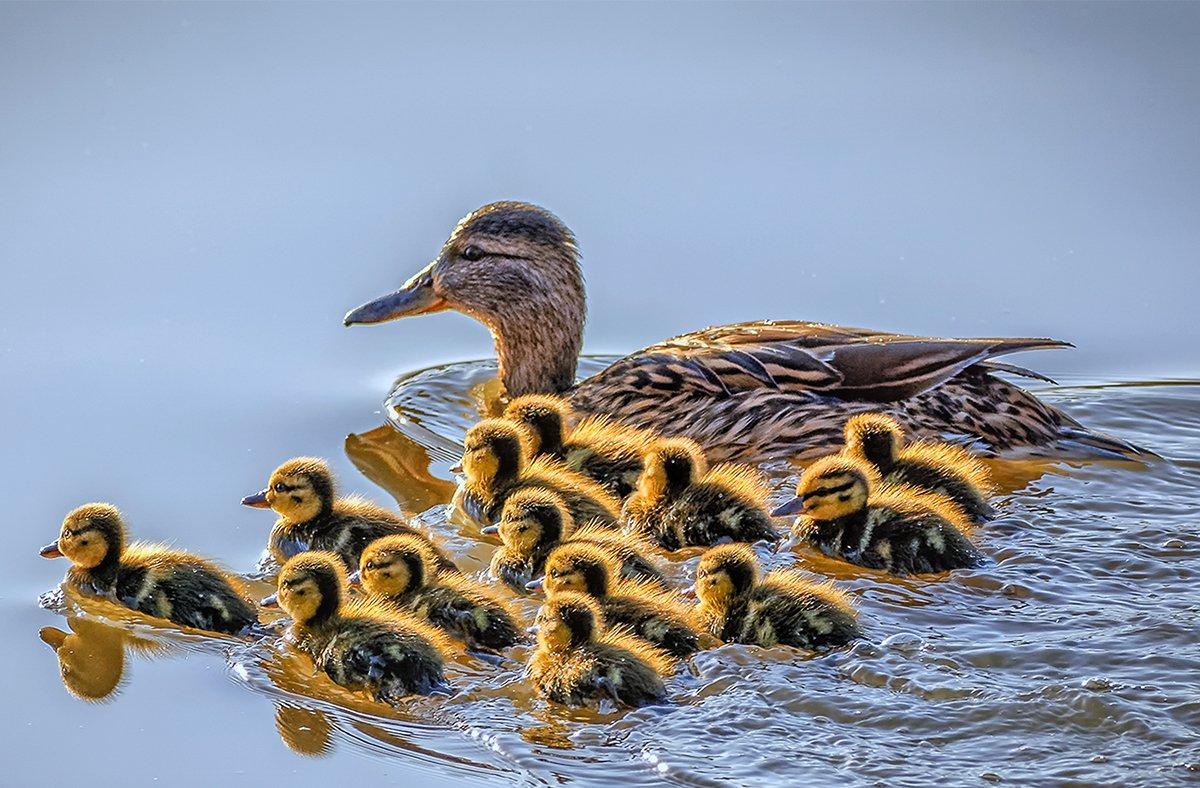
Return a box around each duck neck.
[488,296,584,398]
[826,509,870,549]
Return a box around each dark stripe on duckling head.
[654,438,707,495]
[547,593,600,648]
[280,552,344,626]
[360,535,429,596]
[59,503,126,573]
[505,395,569,457]
[502,489,571,546]
[700,544,759,596]
[466,420,528,486]
[545,544,611,598]
[272,457,337,514]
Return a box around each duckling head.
[504,394,570,456]
[541,543,612,598]
[41,503,124,569]
[694,544,759,609]
[772,456,875,521]
[463,419,528,490]
[243,457,335,523]
[343,202,585,397]
[494,488,572,552]
[843,413,904,471]
[269,552,345,627]
[639,438,708,501]
[356,535,430,597]
[534,592,603,652]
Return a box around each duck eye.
[274,483,286,493]
[460,245,485,262]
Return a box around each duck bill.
[770,496,805,517]
[346,571,362,588]
[479,524,499,536]
[343,263,449,326]
[681,585,697,600]
[260,594,279,608]
[525,577,545,592]
[39,541,63,559]
[241,490,271,508]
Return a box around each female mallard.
[773,455,983,575]
[344,201,1148,464]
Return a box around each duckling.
[773,455,983,575]
[484,488,664,592]
[352,535,524,651]
[692,544,860,649]
[242,457,457,573]
[527,592,673,708]
[39,503,257,635]
[535,542,704,658]
[263,551,452,700]
[624,437,779,549]
[455,419,621,528]
[842,412,996,523]
[504,394,653,498]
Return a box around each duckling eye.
[460,245,486,262]
[274,483,286,493]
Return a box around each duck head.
[694,544,759,609]
[538,543,612,598]
[41,503,125,572]
[504,394,571,457]
[462,419,529,493]
[772,456,875,521]
[638,437,708,502]
[344,202,586,397]
[491,488,571,550]
[265,552,345,627]
[843,413,905,473]
[534,592,602,652]
[355,535,429,597]
[242,457,336,523]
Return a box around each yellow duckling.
[533,542,705,658]
[772,456,983,575]
[624,437,779,549]
[528,592,673,708]
[843,412,996,523]
[351,535,524,651]
[40,503,258,635]
[455,419,621,527]
[692,544,860,649]
[242,457,457,573]
[504,394,653,498]
[485,488,665,592]
[263,551,452,700]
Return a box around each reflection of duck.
[242,457,457,573]
[344,201,1148,463]
[40,503,258,634]
[624,438,778,549]
[39,616,129,701]
[503,394,652,499]
[274,704,335,757]
[528,593,673,708]
[344,425,457,514]
[455,420,621,527]
[352,535,524,651]
[773,456,983,575]
[842,412,996,523]
[486,488,664,592]
[263,552,452,701]
[692,544,860,649]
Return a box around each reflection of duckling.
[504,394,652,498]
[456,420,621,527]
[40,617,128,701]
[692,544,860,649]
[537,543,703,658]
[624,438,779,549]
[528,593,673,708]
[40,503,258,634]
[353,535,523,651]
[264,552,452,701]
[242,457,456,573]
[274,705,334,757]
[843,413,996,523]
[773,456,983,575]
[485,489,664,592]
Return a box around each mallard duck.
[351,534,523,650]
[527,592,673,708]
[532,542,704,658]
[454,419,621,527]
[692,544,860,649]
[842,412,996,523]
[343,201,1149,463]
[484,488,664,592]
[773,455,983,575]
[624,437,779,549]
[40,503,258,634]
[503,394,653,498]
[242,457,457,573]
[262,551,451,700]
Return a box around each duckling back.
[530,629,672,708]
[117,544,257,634]
[562,416,655,499]
[627,463,778,549]
[401,572,524,651]
[887,442,996,523]
[511,457,623,528]
[570,522,666,588]
[599,580,704,658]
[733,572,860,650]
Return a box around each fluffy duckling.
[39,503,257,635]
[843,413,996,523]
[504,394,653,498]
[527,592,673,708]
[535,542,704,658]
[264,551,452,700]
[692,544,860,649]
[243,457,457,573]
[773,456,983,575]
[352,535,524,651]
[455,419,622,527]
[485,488,664,592]
[624,438,779,549]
